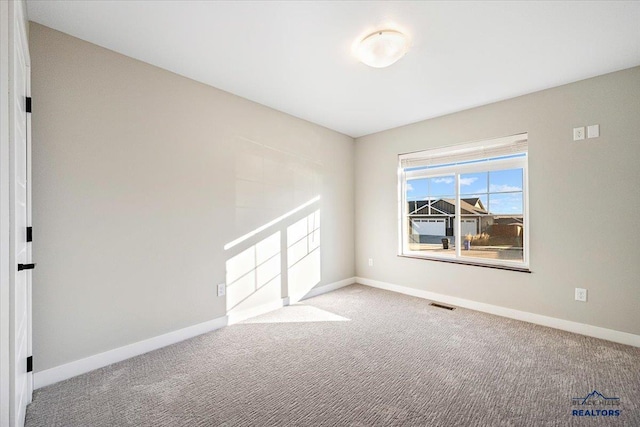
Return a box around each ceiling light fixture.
[355,30,410,68]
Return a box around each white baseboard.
[356,277,640,348]
[297,277,355,302]
[34,315,228,390]
[33,277,357,390]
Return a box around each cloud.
[489,195,523,214]
[433,177,453,184]
[490,184,521,192]
[459,177,478,186]
[406,183,414,192]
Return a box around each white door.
[461,219,477,236]
[8,1,32,425]
[412,218,446,236]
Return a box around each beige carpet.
[26,284,640,426]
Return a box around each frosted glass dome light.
[355,30,410,68]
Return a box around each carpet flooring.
[26,284,640,426]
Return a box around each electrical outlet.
[217,283,226,297]
[368,258,373,267]
[575,288,587,302]
[573,127,585,141]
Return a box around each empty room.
[2,1,639,426]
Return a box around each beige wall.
[29,20,640,373]
[355,66,640,336]
[30,23,355,372]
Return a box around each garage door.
[412,219,446,236]
[461,219,477,236]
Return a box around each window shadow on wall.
[224,198,322,323]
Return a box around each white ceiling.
[26,1,640,138]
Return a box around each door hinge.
[26,97,32,113]
[18,263,36,271]
[27,356,33,373]
[26,226,33,242]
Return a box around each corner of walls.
[353,66,640,339]
[356,277,640,348]
[30,23,356,374]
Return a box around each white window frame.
[398,133,530,272]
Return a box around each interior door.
[9,0,32,425]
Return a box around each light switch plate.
[587,124,600,138]
[217,283,226,297]
[573,127,585,141]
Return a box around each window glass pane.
[406,174,456,256]
[406,178,427,201]
[460,168,524,263]
[406,177,456,201]
[408,216,457,255]
[488,193,523,215]
[489,169,523,193]
[460,220,524,262]
[427,176,455,197]
[460,172,487,195]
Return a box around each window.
[398,134,529,271]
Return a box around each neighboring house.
[407,197,522,239]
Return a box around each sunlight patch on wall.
[224,196,320,251]
[226,232,281,313]
[224,195,322,318]
[287,210,321,303]
[231,135,322,250]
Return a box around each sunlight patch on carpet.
[242,304,350,324]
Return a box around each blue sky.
[407,168,523,214]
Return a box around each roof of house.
[408,198,488,216]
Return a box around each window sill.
[398,253,531,273]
